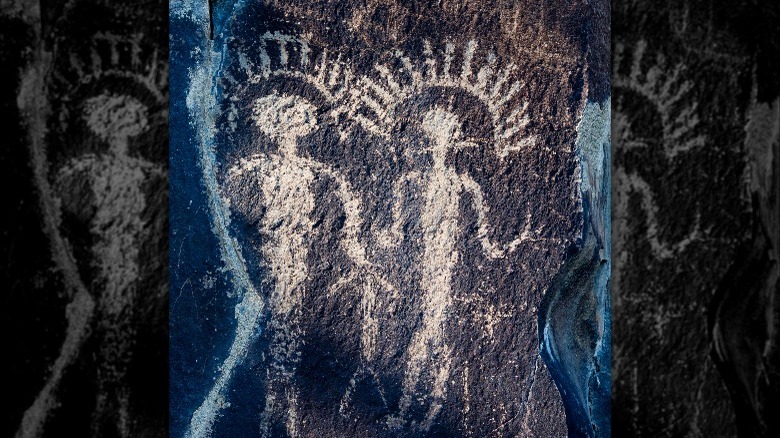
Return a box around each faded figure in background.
[17,91,164,438]
[61,94,164,436]
[8,0,168,434]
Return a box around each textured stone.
[171,1,609,437]
[612,0,779,436]
[1,1,168,436]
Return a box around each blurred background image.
[612,0,779,436]
[1,1,167,437]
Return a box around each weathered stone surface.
[171,1,609,437]
[1,1,168,436]
[612,0,779,436]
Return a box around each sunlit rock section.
[1,0,168,436]
[539,100,611,438]
[612,0,779,436]
[170,0,609,436]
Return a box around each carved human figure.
[178,25,567,435]
[221,92,381,437]
[18,91,163,438]
[68,94,162,436]
[13,9,168,432]
[387,107,533,430]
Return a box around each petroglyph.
[14,24,165,437]
[222,94,333,437]
[613,41,705,159]
[180,14,574,434]
[192,91,388,437]
[609,6,773,430]
[615,170,702,259]
[67,93,161,438]
[246,93,319,437]
[386,106,548,431]
[613,41,707,261]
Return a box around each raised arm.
[315,163,367,265]
[460,175,505,259]
[461,173,551,259]
[314,161,397,295]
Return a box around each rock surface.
[170,1,609,437]
[1,1,168,436]
[612,0,779,436]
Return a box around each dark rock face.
[612,0,779,436]
[171,1,609,437]
[1,1,168,436]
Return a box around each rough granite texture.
[170,1,609,437]
[612,0,779,436]
[1,0,168,436]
